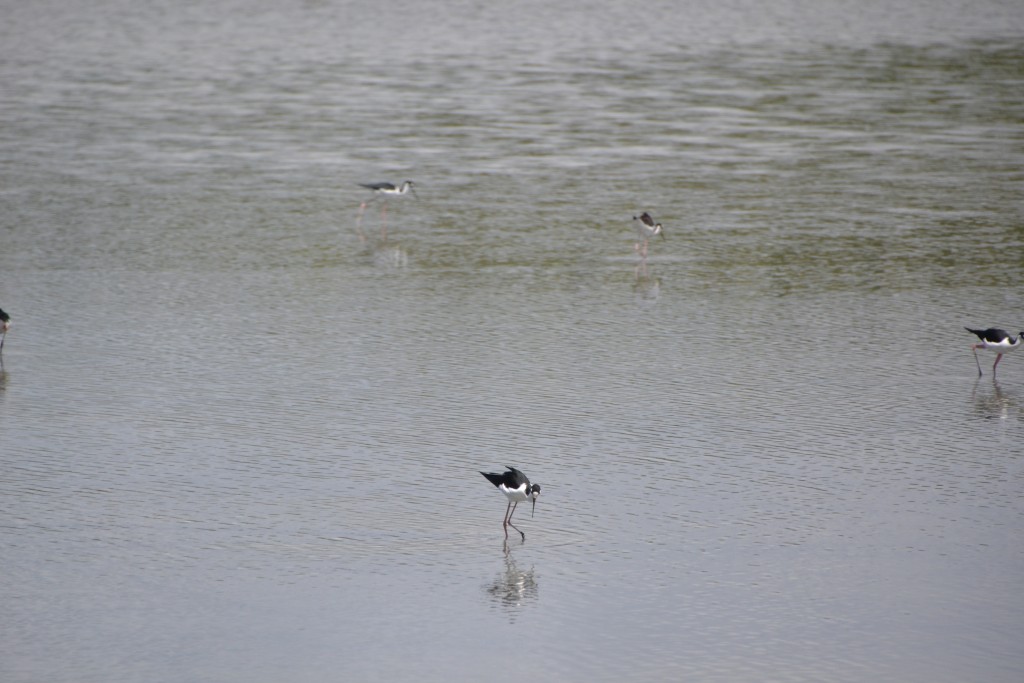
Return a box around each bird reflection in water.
[485,543,539,622]
[633,260,661,309]
[970,378,1020,421]
[370,241,409,270]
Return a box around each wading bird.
[632,212,664,259]
[480,466,541,541]
[965,327,1023,377]
[0,307,10,357]
[355,180,416,241]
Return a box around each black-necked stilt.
[0,308,9,357]
[355,180,416,242]
[632,212,664,259]
[480,466,541,541]
[965,327,1023,377]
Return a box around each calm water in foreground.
[2,1,1024,681]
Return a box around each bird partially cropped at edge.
[965,327,1023,378]
[0,307,10,358]
[480,466,541,541]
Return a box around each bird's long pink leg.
[993,353,1003,376]
[356,202,368,242]
[502,501,512,539]
[506,502,525,540]
[380,203,388,241]
[972,345,983,376]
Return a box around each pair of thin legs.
[356,200,389,242]
[971,345,1005,377]
[501,501,526,541]
[634,238,652,260]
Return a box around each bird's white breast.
[499,484,529,502]
[983,338,1022,352]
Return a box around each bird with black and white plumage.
[0,307,10,357]
[631,212,664,259]
[964,327,1023,377]
[359,180,416,199]
[480,466,541,541]
[355,180,416,242]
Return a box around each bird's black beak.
[531,497,537,517]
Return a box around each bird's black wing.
[636,212,655,227]
[966,327,1010,343]
[481,471,505,488]
[504,466,528,487]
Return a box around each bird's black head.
[530,484,541,517]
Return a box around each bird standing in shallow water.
[965,327,1023,377]
[632,212,664,259]
[355,180,416,242]
[480,466,541,541]
[0,308,10,358]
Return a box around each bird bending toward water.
[355,180,416,242]
[359,180,416,199]
[965,327,1023,377]
[480,466,541,541]
[632,212,664,259]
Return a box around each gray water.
[2,1,1024,681]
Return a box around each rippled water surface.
[2,1,1024,681]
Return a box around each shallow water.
[2,1,1024,681]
